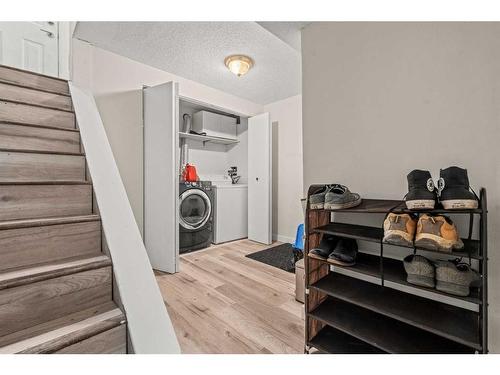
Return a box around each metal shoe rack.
[304,185,488,354]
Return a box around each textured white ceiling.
[74,22,302,105]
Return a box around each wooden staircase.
[0,64,127,354]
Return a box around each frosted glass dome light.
[224,55,254,77]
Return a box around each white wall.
[302,22,500,352]
[264,95,304,243]
[227,118,249,184]
[71,39,263,233]
[57,21,75,79]
[179,101,248,182]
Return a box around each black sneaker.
[308,234,338,260]
[327,238,358,266]
[405,170,437,210]
[437,166,478,210]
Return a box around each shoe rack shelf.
[304,187,488,354]
[314,222,481,260]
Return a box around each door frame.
[144,88,270,272]
[0,21,72,79]
[58,21,76,79]
[178,96,273,246]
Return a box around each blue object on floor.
[293,224,304,251]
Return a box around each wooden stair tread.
[0,82,72,111]
[0,63,69,83]
[0,215,102,273]
[0,255,111,290]
[0,302,125,353]
[0,180,91,185]
[0,183,93,221]
[0,67,127,353]
[0,121,80,133]
[0,150,86,183]
[0,100,76,130]
[0,64,70,96]
[0,147,84,156]
[0,214,100,230]
[0,82,71,97]
[0,301,117,348]
[0,98,74,113]
[0,123,81,154]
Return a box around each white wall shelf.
[179,131,239,145]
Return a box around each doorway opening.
[0,21,72,79]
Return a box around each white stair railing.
[69,82,180,354]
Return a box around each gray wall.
[302,22,500,352]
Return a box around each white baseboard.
[272,234,295,244]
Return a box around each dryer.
[212,180,248,244]
[179,181,214,254]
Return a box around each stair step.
[0,302,125,353]
[0,215,102,272]
[0,182,92,221]
[0,123,81,154]
[0,180,92,185]
[0,100,75,130]
[0,255,110,290]
[0,147,84,156]
[0,150,86,182]
[0,67,126,354]
[0,214,100,230]
[0,121,80,133]
[55,324,126,354]
[0,301,116,349]
[0,64,70,96]
[0,82,72,111]
[0,259,112,338]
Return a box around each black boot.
[438,166,478,210]
[405,170,437,210]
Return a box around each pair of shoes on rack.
[403,255,480,296]
[308,234,358,266]
[383,213,463,252]
[405,166,478,210]
[309,184,362,210]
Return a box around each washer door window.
[179,189,211,230]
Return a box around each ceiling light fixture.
[224,55,254,77]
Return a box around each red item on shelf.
[182,164,198,182]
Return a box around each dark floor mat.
[246,243,302,273]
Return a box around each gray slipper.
[403,255,435,288]
[435,260,481,297]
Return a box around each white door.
[144,81,179,273]
[0,22,59,76]
[248,112,272,244]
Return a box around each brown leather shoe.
[415,214,464,252]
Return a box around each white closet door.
[0,22,59,76]
[144,82,179,273]
[248,112,272,244]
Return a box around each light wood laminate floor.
[156,240,304,354]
